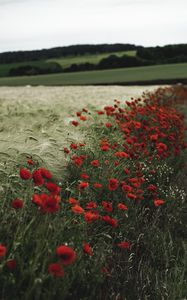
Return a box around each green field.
[0,50,136,77]
[0,62,186,86]
[47,50,136,68]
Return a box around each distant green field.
[0,63,186,86]
[0,50,136,77]
[0,60,59,77]
[48,50,136,68]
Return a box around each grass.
[0,50,136,78]
[0,85,186,299]
[0,62,186,86]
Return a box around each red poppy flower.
[78,182,89,189]
[45,182,60,195]
[147,184,157,192]
[127,193,137,200]
[108,178,119,191]
[0,244,7,258]
[84,211,99,223]
[101,145,110,151]
[72,121,79,127]
[102,215,118,228]
[83,243,93,256]
[80,173,89,179]
[27,159,34,166]
[48,263,64,277]
[56,245,76,265]
[72,157,83,167]
[86,201,97,210]
[12,199,24,209]
[117,241,130,249]
[6,259,16,270]
[90,160,100,167]
[80,116,87,121]
[20,168,31,180]
[102,201,113,213]
[68,197,79,205]
[70,143,78,150]
[114,152,129,158]
[40,168,52,179]
[105,122,113,128]
[93,183,102,188]
[154,199,165,207]
[117,203,128,211]
[124,168,130,175]
[37,194,60,213]
[71,205,85,214]
[64,147,70,154]
[32,169,45,186]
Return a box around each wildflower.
[32,169,45,186]
[86,201,97,210]
[101,145,110,151]
[12,199,24,209]
[114,152,129,158]
[105,122,113,128]
[0,244,7,258]
[90,160,100,167]
[45,182,60,194]
[6,259,16,270]
[79,116,87,121]
[124,168,130,175]
[108,178,119,191]
[20,168,31,180]
[70,143,78,150]
[56,245,76,265]
[48,263,64,277]
[72,157,83,167]
[117,241,130,249]
[71,205,85,214]
[64,147,70,154]
[78,182,89,189]
[154,199,165,207]
[40,168,52,179]
[83,243,93,256]
[147,184,157,192]
[27,159,34,166]
[84,211,99,223]
[102,215,118,228]
[80,173,89,179]
[102,201,113,213]
[71,120,79,127]
[68,197,79,205]
[93,183,102,188]
[117,203,128,211]
[127,193,137,200]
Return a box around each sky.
[0,0,186,53]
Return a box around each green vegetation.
[0,62,186,86]
[48,50,136,68]
[0,60,62,77]
[0,50,136,78]
[0,86,186,299]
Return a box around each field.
[0,50,136,78]
[0,85,187,300]
[0,63,186,86]
[47,50,136,68]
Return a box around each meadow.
[0,63,186,86]
[0,85,186,300]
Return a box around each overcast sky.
[0,0,186,53]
